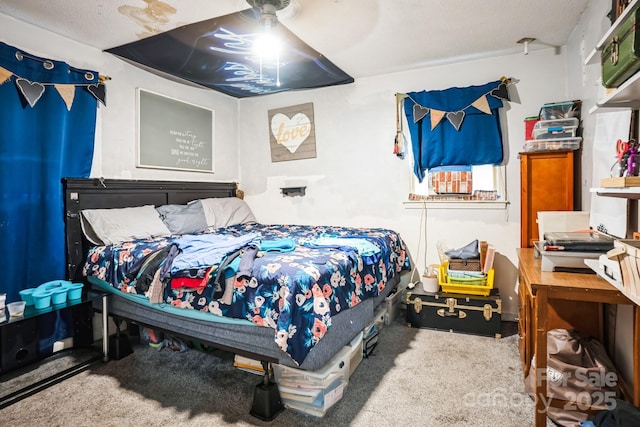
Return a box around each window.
[410,164,506,200]
[398,98,508,207]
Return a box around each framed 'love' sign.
[268,102,316,162]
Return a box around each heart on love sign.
[271,112,311,153]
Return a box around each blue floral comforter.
[83,223,411,365]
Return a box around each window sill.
[403,200,510,210]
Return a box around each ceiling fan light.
[246,0,290,86]
[254,31,281,58]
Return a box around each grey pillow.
[156,201,208,235]
[198,197,257,229]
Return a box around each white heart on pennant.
[271,112,311,154]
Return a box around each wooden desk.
[517,248,640,427]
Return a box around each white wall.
[0,13,240,183]
[237,48,570,319]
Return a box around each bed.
[62,177,411,418]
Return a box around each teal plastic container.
[19,288,36,306]
[51,287,68,305]
[67,283,84,300]
[32,289,53,309]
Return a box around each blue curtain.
[404,80,504,182]
[0,41,97,304]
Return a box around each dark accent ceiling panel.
[105,9,354,98]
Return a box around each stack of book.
[537,231,615,272]
[233,355,264,375]
[542,231,615,253]
[273,340,358,417]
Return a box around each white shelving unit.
[585,2,640,307]
[590,187,640,198]
[588,2,640,200]
[587,0,640,113]
[587,187,640,305]
[586,0,640,64]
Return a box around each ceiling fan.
[245,0,291,29]
[244,0,293,86]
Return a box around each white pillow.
[80,205,171,245]
[198,197,257,229]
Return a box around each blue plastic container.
[67,283,84,300]
[19,288,36,306]
[51,287,68,305]
[39,280,71,293]
[32,289,53,309]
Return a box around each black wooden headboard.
[62,178,238,283]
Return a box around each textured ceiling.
[0,0,591,80]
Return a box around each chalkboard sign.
[137,88,214,173]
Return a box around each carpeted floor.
[2,312,541,426]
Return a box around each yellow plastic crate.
[438,261,494,296]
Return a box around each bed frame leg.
[102,294,109,362]
[249,361,284,421]
[108,318,133,360]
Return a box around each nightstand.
[0,290,106,408]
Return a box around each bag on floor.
[525,329,619,427]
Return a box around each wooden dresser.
[519,150,578,248]
[517,248,640,427]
